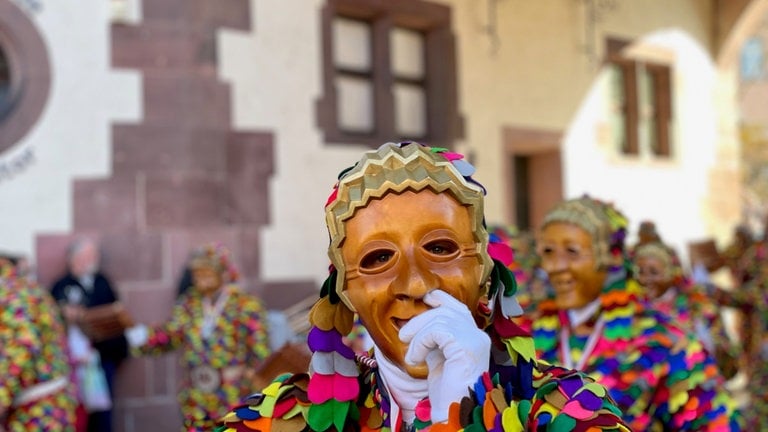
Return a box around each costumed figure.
[633,241,739,381]
[725,227,765,367]
[124,243,270,431]
[1,257,78,430]
[217,142,629,432]
[721,225,753,286]
[529,196,741,431]
[711,242,768,429]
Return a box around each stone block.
[140,0,186,21]
[73,177,138,232]
[121,282,177,323]
[118,398,183,431]
[226,131,273,224]
[142,74,230,128]
[142,0,250,31]
[114,357,149,399]
[151,354,180,397]
[196,0,251,30]
[144,174,228,228]
[261,280,319,310]
[233,228,261,279]
[111,23,211,70]
[99,231,163,283]
[113,124,228,175]
[164,227,247,278]
[35,233,77,288]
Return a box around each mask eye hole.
[423,240,459,259]
[359,249,396,272]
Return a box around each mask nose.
[543,250,569,275]
[390,250,434,301]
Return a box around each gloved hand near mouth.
[400,289,491,424]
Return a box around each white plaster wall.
[448,0,589,223]
[436,0,714,226]
[218,0,368,287]
[562,29,731,265]
[0,0,141,259]
[217,0,737,284]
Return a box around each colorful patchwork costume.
[216,143,629,432]
[217,309,631,432]
[528,198,740,431]
[648,284,739,381]
[0,263,78,431]
[633,241,740,380]
[127,245,270,431]
[714,240,768,430]
[530,268,741,430]
[131,284,270,430]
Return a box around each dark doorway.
[514,155,531,230]
[503,126,563,231]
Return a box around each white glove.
[400,290,490,423]
[125,324,149,348]
[691,263,711,285]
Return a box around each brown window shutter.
[621,60,639,155]
[651,64,672,157]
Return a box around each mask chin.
[402,360,429,379]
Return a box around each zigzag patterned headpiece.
[541,195,628,271]
[324,141,492,310]
[306,142,522,431]
[188,242,240,283]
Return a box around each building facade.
[0,0,764,429]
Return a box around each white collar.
[566,297,602,328]
[656,287,678,303]
[373,345,428,425]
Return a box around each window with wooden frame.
[317,0,462,148]
[606,39,673,158]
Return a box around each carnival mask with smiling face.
[538,222,607,310]
[190,262,223,296]
[186,243,238,297]
[634,255,672,298]
[537,197,627,310]
[341,189,485,378]
[325,143,493,379]
[633,243,675,298]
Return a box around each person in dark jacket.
[50,238,128,432]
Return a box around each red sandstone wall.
[35,1,316,430]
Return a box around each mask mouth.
[392,317,411,331]
[550,277,575,293]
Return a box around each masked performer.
[1,257,77,431]
[633,241,740,380]
[530,196,740,430]
[217,142,629,432]
[125,243,270,431]
[711,242,768,430]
